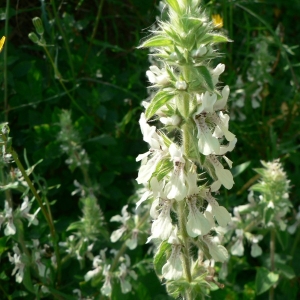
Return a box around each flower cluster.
[136,0,235,296]
[84,248,137,297]
[229,159,291,257]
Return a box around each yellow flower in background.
[0,36,5,52]
[212,14,223,29]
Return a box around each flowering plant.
[136,0,236,298]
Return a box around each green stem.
[291,223,300,257]
[110,242,127,272]
[42,46,101,131]
[177,201,192,300]
[177,201,192,282]
[236,3,300,90]
[269,228,275,300]
[79,0,105,74]
[3,0,10,122]
[0,167,12,207]
[50,0,75,82]
[9,148,62,286]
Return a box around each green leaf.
[255,267,279,295]
[138,35,173,48]
[232,161,251,177]
[86,134,116,145]
[197,66,214,92]
[275,262,295,279]
[153,241,171,277]
[145,92,174,119]
[22,266,35,294]
[11,290,29,298]
[209,33,232,43]
[48,286,77,300]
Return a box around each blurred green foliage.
[0,0,300,298]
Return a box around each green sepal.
[172,45,185,64]
[153,240,171,277]
[152,158,173,182]
[255,267,279,295]
[197,65,214,92]
[158,130,173,148]
[138,35,173,48]
[200,152,206,166]
[145,91,174,119]
[162,103,176,117]
[166,275,210,299]
[163,26,183,46]
[263,206,273,226]
[165,0,181,13]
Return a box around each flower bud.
[28,32,39,44]
[32,17,44,35]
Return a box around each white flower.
[136,115,168,184]
[175,80,187,90]
[162,245,183,280]
[213,85,230,111]
[1,201,16,236]
[231,229,244,256]
[146,65,170,86]
[211,63,225,85]
[84,255,102,281]
[34,252,47,278]
[219,138,237,156]
[160,115,181,126]
[149,198,173,241]
[203,235,229,263]
[288,206,300,234]
[204,190,231,227]
[119,263,132,294]
[110,205,130,243]
[208,155,234,190]
[195,92,217,114]
[251,243,262,257]
[211,112,235,142]
[125,229,138,250]
[136,186,152,208]
[162,228,183,280]
[194,114,220,155]
[186,196,211,237]
[191,46,207,57]
[138,113,161,150]
[165,144,187,201]
[150,177,167,219]
[8,246,25,283]
[20,197,40,226]
[101,265,112,296]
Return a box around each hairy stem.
[269,228,275,300]
[177,200,192,300]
